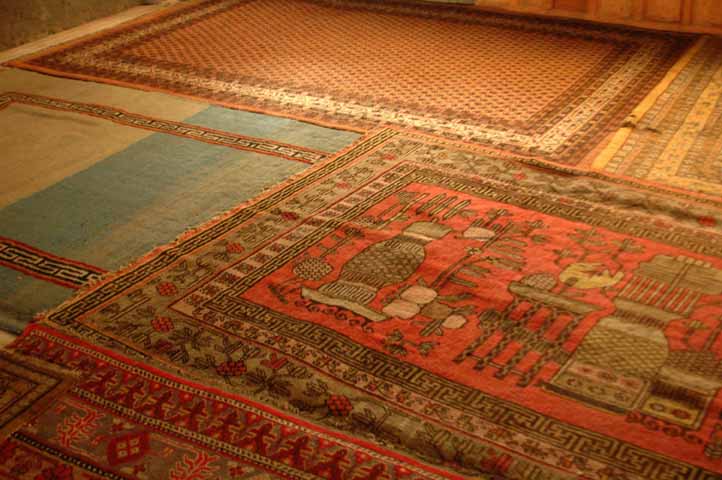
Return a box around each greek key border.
[0,92,330,164]
[0,237,106,289]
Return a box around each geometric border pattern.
[0,237,106,290]
[41,128,722,480]
[0,92,331,164]
[0,347,78,439]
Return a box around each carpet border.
[33,125,722,328]
[33,127,398,326]
[9,323,469,480]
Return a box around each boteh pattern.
[3,130,722,479]
[10,0,691,164]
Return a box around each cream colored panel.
[0,68,207,120]
[0,69,208,207]
[0,104,156,208]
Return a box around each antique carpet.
[0,69,359,333]
[0,349,78,439]
[7,0,693,165]
[592,36,722,203]
[1,128,721,479]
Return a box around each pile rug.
[592,36,722,204]
[0,349,78,438]
[0,69,359,333]
[3,129,722,479]
[8,0,693,165]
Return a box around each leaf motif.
[169,452,219,480]
[57,410,102,448]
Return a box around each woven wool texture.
[3,129,722,479]
[10,0,692,164]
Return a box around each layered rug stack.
[2,1,722,479]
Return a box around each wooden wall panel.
[554,0,588,12]
[519,0,553,9]
[644,0,683,22]
[598,0,633,19]
[473,0,722,35]
[597,0,634,18]
[474,0,516,8]
[693,0,722,27]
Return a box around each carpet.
[592,36,722,203]
[4,128,722,479]
[0,348,77,439]
[8,0,693,165]
[0,70,359,333]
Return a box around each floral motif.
[699,216,717,228]
[151,316,175,333]
[326,394,353,417]
[215,360,247,377]
[156,282,179,297]
[225,242,244,254]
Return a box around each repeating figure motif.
[29,129,722,480]
[2,326,458,480]
[9,0,692,164]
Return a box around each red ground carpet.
[2,129,722,479]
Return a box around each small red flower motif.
[326,394,353,417]
[156,282,178,296]
[216,360,247,377]
[513,172,527,181]
[35,464,73,480]
[280,211,299,221]
[226,242,244,254]
[151,316,174,333]
[698,216,717,227]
